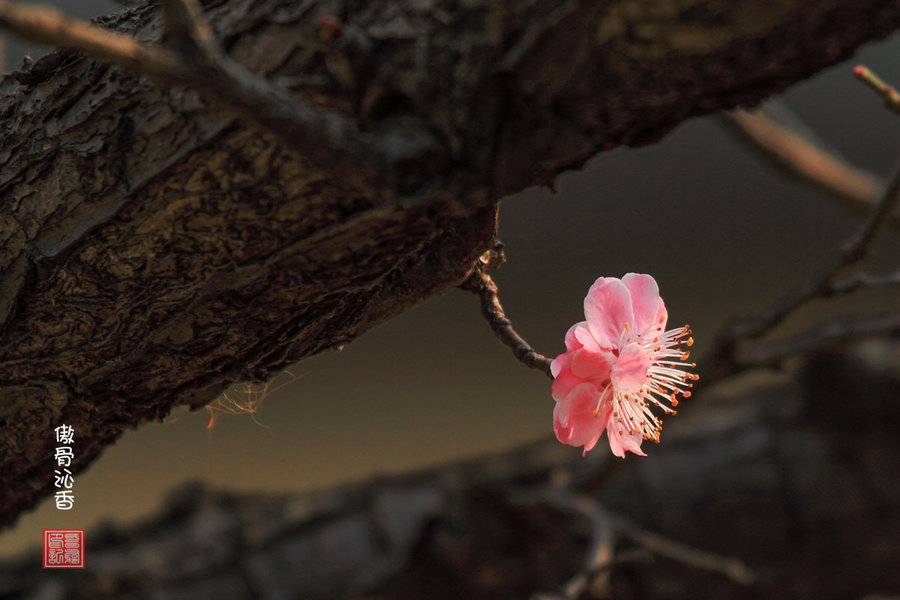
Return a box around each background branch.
[737,312,900,369]
[6,340,898,598]
[718,108,885,214]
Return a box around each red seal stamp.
[42,529,85,568]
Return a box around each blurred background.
[2,0,900,559]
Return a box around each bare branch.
[0,0,370,166]
[515,488,756,593]
[854,65,900,114]
[732,155,900,342]
[461,247,554,378]
[829,268,900,295]
[739,312,900,369]
[599,509,755,585]
[0,0,181,77]
[718,109,884,213]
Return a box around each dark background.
[2,0,899,558]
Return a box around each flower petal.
[622,273,661,333]
[572,322,602,352]
[569,347,616,382]
[655,297,669,331]
[584,278,634,349]
[606,421,647,458]
[551,355,585,402]
[563,322,587,351]
[553,383,606,450]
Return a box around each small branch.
[718,109,884,213]
[854,65,900,114]
[829,268,900,295]
[738,312,900,369]
[607,508,756,585]
[0,0,182,78]
[756,156,900,336]
[515,488,756,596]
[0,0,370,166]
[705,71,900,386]
[461,253,553,378]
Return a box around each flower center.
[610,342,651,394]
[607,319,698,443]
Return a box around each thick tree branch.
[2,0,900,530]
[0,0,373,167]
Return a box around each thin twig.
[738,312,900,369]
[718,109,884,212]
[0,0,371,165]
[705,72,900,386]
[0,0,181,77]
[854,65,900,114]
[461,262,553,378]
[733,155,900,341]
[603,508,756,585]
[515,488,756,596]
[829,268,900,295]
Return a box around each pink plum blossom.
[551,274,697,457]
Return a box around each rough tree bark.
[1,0,900,530]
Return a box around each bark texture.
[2,0,900,528]
[3,343,899,599]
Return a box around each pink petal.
[572,323,602,352]
[563,322,587,352]
[553,322,596,379]
[584,278,634,349]
[553,383,606,450]
[551,355,585,402]
[622,273,662,333]
[550,353,565,378]
[570,347,615,382]
[606,421,647,458]
[609,343,651,394]
[655,297,669,331]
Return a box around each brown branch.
[738,312,900,369]
[460,253,553,378]
[704,72,900,386]
[854,65,900,114]
[0,0,181,77]
[515,488,756,593]
[718,109,884,212]
[0,0,371,166]
[829,268,900,295]
[747,155,900,339]
[608,509,756,585]
[704,152,900,385]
